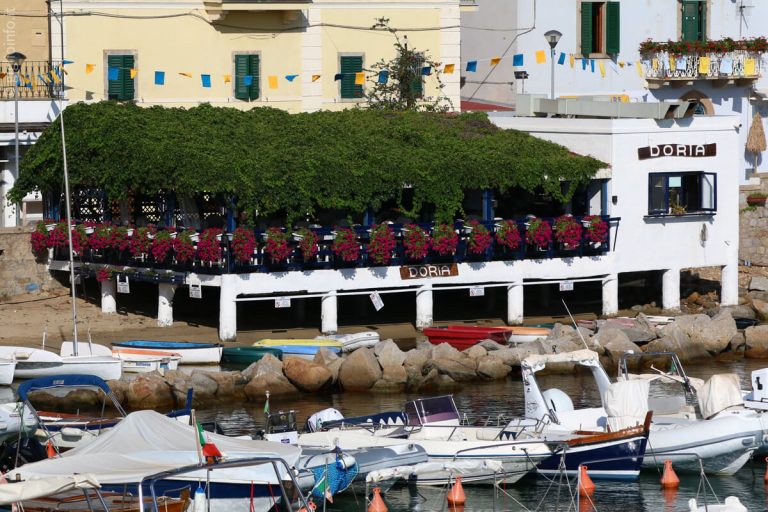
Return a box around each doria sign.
[637,143,716,160]
[400,263,458,280]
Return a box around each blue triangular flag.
[377,70,389,84]
[590,60,595,73]
[285,74,298,82]
[334,73,343,81]
[37,74,48,85]
[108,67,119,81]
[201,74,211,88]
[557,52,566,65]
[154,71,165,85]
[62,59,74,65]
[512,54,524,67]
[421,66,432,76]
[466,61,477,72]
[581,59,588,70]
[24,75,32,88]
[244,75,253,86]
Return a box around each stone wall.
[740,180,768,266]
[0,227,62,298]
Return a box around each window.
[339,55,363,99]
[107,54,135,101]
[234,54,260,101]
[681,0,706,42]
[580,2,620,56]
[410,55,425,99]
[648,172,716,216]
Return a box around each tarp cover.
[602,379,649,431]
[698,373,744,419]
[522,349,599,369]
[9,410,301,484]
[0,475,100,505]
[365,460,504,483]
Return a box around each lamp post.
[6,51,26,227]
[544,30,562,100]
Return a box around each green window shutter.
[581,2,594,56]
[340,55,363,99]
[234,54,259,100]
[122,54,135,100]
[249,54,260,99]
[699,1,706,42]
[107,55,123,100]
[606,2,620,55]
[411,56,424,99]
[682,1,701,42]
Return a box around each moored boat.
[221,346,283,366]
[111,348,181,373]
[0,347,121,381]
[111,340,223,364]
[253,339,341,360]
[503,326,550,343]
[0,358,15,385]
[318,331,381,352]
[423,326,509,349]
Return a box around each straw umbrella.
[747,112,767,173]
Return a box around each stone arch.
[679,90,715,116]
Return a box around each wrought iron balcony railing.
[0,61,64,100]
[642,51,762,81]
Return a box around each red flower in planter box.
[494,220,522,250]
[129,226,155,256]
[403,224,430,260]
[71,224,89,254]
[95,266,113,283]
[525,217,552,250]
[30,221,49,256]
[264,228,292,263]
[332,227,359,262]
[432,223,458,256]
[89,224,113,252]
[367,223,397,265]
[553,215,582,249]
[295,228,319,261]
[466,220,492,255]
[197,228,223,263]
[231,227,257,264]
[173,230,196,263]
[151,229,175,262]
[583,215,609,244]
[47,222,68,249]
[110,226,131,252]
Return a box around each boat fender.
[193,485,206,512]
[336,455,357,471]
[60,427,84,441]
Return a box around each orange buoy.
[45,441,56,458]
[660,460,680,489]
[368,487,387,512]
[446,476,466,506]
[298,498,317,512]
[578,465,596,496]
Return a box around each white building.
[461,0,768,182]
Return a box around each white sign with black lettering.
[559,280,574,292]
[117,275,130,294]
[370,291,384,311]
[189,283,202,299]
[275,297,291,308]
[469,286,485,297]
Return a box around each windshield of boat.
[404,396,460,426]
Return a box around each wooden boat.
[0,347,121,381]
[423,326,509,350]
[111,348,181,374]
[502,326,550,343]
[221,346,282,366]
[319,331,381,352]
[18,489,189,512]
[110,341,223,364]
[253,339,342,360]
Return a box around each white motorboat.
[62,341,179,374]
[0,358,16,385]
[110,340,222,364]
[317,331,381,352]
[0,347,121,381]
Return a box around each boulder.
[404,347,431,382]
[283,356,333,392]
[641,323,711,363]
[464,345,488,360]
[243,354,298,399]
[752,299,768,322]
[374,339,407,368]
[424,357,478,382]
[313,348,343,384]
[432,343,466,362]
[720,304,756,321]
[163,370,193,404]
[745,325,768,358]
[476,355,511,380]
[381,364,408,385]
[548,323,574,339]
[107,379,128,404]
[477,339,506,352]
[203,371,244,398]
[593,328,641,365]
[492,344,545,367]
[414,369,461,391]
[670,313,735,355]
[750,276,768,291]
[370,378,407,393]
[125,373,175,409]
[242,353,283,381]
[539,337,583,355]
[189,371,219,401]
[339,348,382,391]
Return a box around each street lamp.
[544,30,562,100]
[6,51,26,227]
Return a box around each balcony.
[204,0,310,20]
[0,61,63,100]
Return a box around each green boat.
[221,346,283,366]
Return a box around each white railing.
[642,51,763,80]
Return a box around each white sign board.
[117,275,130,294]
[370,291,384,311]
[189,283,202,299]
[559,280,574,292]
[274,297,292,308]
[469,286,485,297]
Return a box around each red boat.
[423,326,510,350]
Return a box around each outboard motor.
[264,410,298,444]
[306,408,345,432]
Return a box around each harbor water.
[192,358,768,512]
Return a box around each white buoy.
[193,485,206,512]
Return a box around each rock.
[424,357,478,382]
[190,371,219,401]
[404,347,431,382]
[243,354,298,399]
[339,348,382,391]
[750,276,768,291]
[242,353,283,381]
[414,369,461,391]
[374,339,407,368]
[687,291,701,303]
[748,291,768,303]
[163,370,193,404]
[720,304,756,321]
[670,313,735,355]
[107,379,128,404]
[204,371,244,398]
[476,355,511,380]
[745,325,768,358]
[125,373,175,409]
[729,332,746,352]
[370,378,406,392]
[283,356,333,392]
[381,364,408,385]
[492,344,545,367]
[373,340,408,387]
[477,339,506,352]
[432,343,466,362]
[752,299,768,322]
[548,324,575,339]
[464,345,487,360]
[313,348,343,384]
[642,323,712,363]
[593,328,641,365]
[539,337,582,355]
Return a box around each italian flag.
[196,422,223,458]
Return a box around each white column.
[157,283,177,327]
[100,279,117,314]
[507,283,524,325]
[662,268,681,311]
[321,291,338,334]
[219,274,238,341]
[416,284,433,330]
[602,273,619,316]
[721,263,739,306]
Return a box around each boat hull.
[0,359,15,385]
[533,433,648,480]
[112,341,222,365]
[253,339,341,360]
[0,347,122,381]
[221,347,282,366]
[424,326,508,349]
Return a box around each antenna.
[562,299,590,351]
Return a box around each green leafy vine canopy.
[11,102,605,222]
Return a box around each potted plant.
[129,226,154,260]
[465,220,493,256]
[150,229,175,263]
[110,226,131,254]
[332,227,360,263]
[197,228,223,264]
[95,265,113,283]
[295,227,319,262]
[402,224,431,261]
[367,223,397,265]
[670,202,687,215]
[30,221,50,257]
[173,229,196,264]
[70,224,89,256]
[231,226,257,264]
[525,217,552,251]
[88,224,112,253]
[494,220,522,252]
[47,222,68,249]
[747,192,768,206]
[264,227,292,263]
[553,215,582,250]
[432,223,458,256]
[582,215,609,245]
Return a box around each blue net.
[311,456,359,501]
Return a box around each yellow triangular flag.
[130,68,137,79]
[268,75,278,89]
[354,72,365,85]
[745,58,756,76]
[50,71,60,84]
[669,56,676,72]
[535,50,546,64]
[443,64,455,74]
[490,57,501,66]
[179,72,192,78]
[598,61,606,78]
[85,64,95,75]
[223,74,231,83]
[636,61,643,78]
[698,57,710,75]
[312,74,321,82]
[0,72,6,79]
[569,55,575,68]
[619,61,625,68]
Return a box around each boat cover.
[522,349,599,370]
[602,379,649,431]
[18,374,113,402]
[365,460,504,483]
[9,411,301,484]
[698,373,744,420]
[0,474,100,505]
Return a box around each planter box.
[747,196,767,206]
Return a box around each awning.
[0,475,100,505]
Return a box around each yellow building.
[60,0,468,113]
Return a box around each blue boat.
[111,340,223,364]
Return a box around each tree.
[364,18,453,112]
[747,112,767,174]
